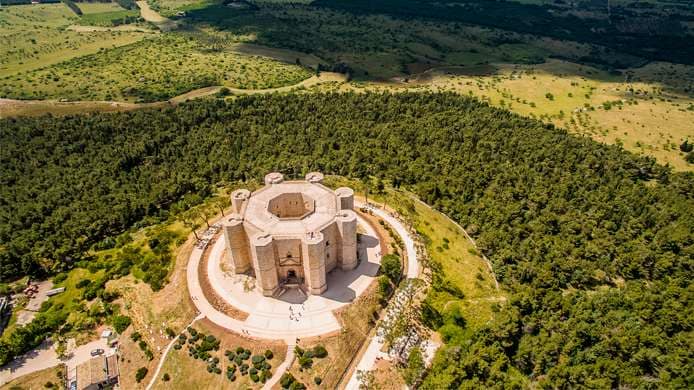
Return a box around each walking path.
[145,313,204,390]
[136,1,179,31]
[262,342,295,390]
[344,200,420,389]
[187,213,381,340]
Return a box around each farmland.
[0,32,312,102]
[0,3,149,77]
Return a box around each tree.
[381,254,402,283]
[135,367,148,383]
[403,346,425,386]
[680,140,693,153]
[110,315,132,334]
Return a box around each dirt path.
[136,1,179,31]
[0,72,346,118]
[67,24,156,33]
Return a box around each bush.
[75,279,91,289]
[381,254,402,282]
[312,345,328,358]
[298,354,313,369]
[252,354,265,364]
[111,315,132,333]
[162,373,170,381]
[135,367,148,383]
[165,327,176,338]
[314,376,322,385]
[52,273,68,284]
[130,331,141,342]
[264,349,274,359]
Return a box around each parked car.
[90,348,104,356]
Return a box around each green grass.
[76,2,127,14]
[79,9,140,27]
[0,32,312,102]
[324,176,505,331]
[0,3,148,78]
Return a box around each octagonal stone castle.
[223,172,357,297]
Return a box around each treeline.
[61,0,82,16]
[0,93,692,386]
[314,0,694,65]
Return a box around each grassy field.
[0,365,64,390]
[150,319,286,390]
[326,176,505,331]
[76,2,127,14]
[416,60,694,170]
[78,9,141,27]
[0,3,149,78]
[0,31,312,102]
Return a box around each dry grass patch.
[0,365,65,390]
[289,283,381,389]
[151,319,286,390]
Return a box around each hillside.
[1,93,692,387]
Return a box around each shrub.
[298,354,313,369]
[75,279,91,289]
[111,315,132,333]
[252,355,265,364]
[165,327,176,338]
[312,345,328,359]
[135,367,148,382]
[381,254,402,282]
[162,373,170,381]
[130,331,141,342]
[264,349,274,359]
[314,376,322,385]
[52,273,68,284]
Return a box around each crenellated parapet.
[222,172,357,296]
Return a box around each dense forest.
[0,93,692,387]
[315,0,694,66]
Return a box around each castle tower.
[305,172,324,184]
[264,172,284,185]
[231,189,250,214]
[223,214,251,273]
[302,231,327,295]
[222,172,358,297]
[336,210,358,270]
[251,233,279,296]
[335,187,354,210]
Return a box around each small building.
[75,355,119,390]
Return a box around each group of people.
[288,304,305,322]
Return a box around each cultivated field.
[418,60,694,170]
[0,3,148,77]
[0,32,312,102]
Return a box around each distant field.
[414,60,694,170]
[0,32,312,102]
[76,2,126,14]
[0,3,148,77]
